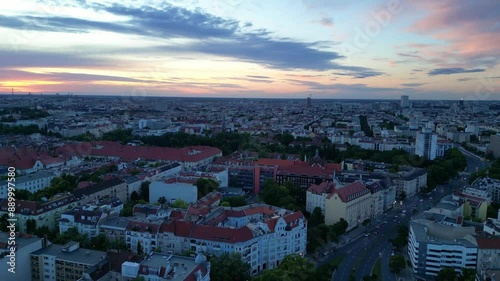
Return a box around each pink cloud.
[408,0,499,66]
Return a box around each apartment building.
[149,178,198,204]
[436,140,454,158]
[476,236,500,279]
[325,181,372,231]
[471,177,500,204]
[121,253,210,281]
[30,241,107,281]
[489,134,500,158]
[415,128,438,160]
[145,191,307,275]
[72,178,127,205]
[59,197,122,238]
[0,170,54,198]
[306,182,335,214]
[98,216,129,245]
[125,218,162,254]
[392,168,427,198]
[408,219,478,279]
[0,194,78,232]
[0,232,44,281]
[57,141,222,169]
[452,191,488,221]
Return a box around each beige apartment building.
[325,181,372,231]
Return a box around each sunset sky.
[0,0,498,99]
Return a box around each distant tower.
[306,94,312,108]
[400,95,409,108]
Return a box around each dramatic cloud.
[409,0,500,65]
[428,68,485,76]
[0,69,147,83]
[0,2,383,75]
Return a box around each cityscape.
[1,1,500,281]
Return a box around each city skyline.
[0,0,499,99]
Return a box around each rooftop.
[31,243,106,265]
[410,219,477,247]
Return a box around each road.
[458,146,489,173]
[318,178,467,281]
[313,148,486,281]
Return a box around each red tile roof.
[277,164,338,178]
[56,141,222,163]
[256,159,307,167]
[333,181,370,202]
[189,224,254,243]
[476,237,500,249]
[307,182,335,195]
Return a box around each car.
[419,199,424,202]
[373,231,378,235]
[364,233,370,237]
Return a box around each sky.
[0,0,498,100]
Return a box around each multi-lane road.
[314,147,487,281]
[317,177,468,281]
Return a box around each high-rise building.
[400,95,410,108]
[306,96,312,108]
[408,219,478,279]
[488,134,500,158]
[415,128,438,160]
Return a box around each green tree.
[195,178,219,199]
[210,253,251,281]
[26,219,37,234]
[137,241,143,256]
[436,267,457,281]
[157,196,167,205]
[459,268,476,281]
[171,199,189,209]
[260,180,296,210]
[130,191,140,202]
[121,202,134,217]
[309,207,324,228]
[140,181,150,201]
[277,254,316,280]
[222,196,247,207]
[389,255,406,274]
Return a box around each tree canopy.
[210,253,251,281]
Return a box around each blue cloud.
[428,68,485,76]
[0,2,383,76]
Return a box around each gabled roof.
[56,141,222,163]
[73,178,125,199]
[333,181,370,203]
[307,182,335,195]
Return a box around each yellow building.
[325,181,372,231]
[453,191,488,221]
